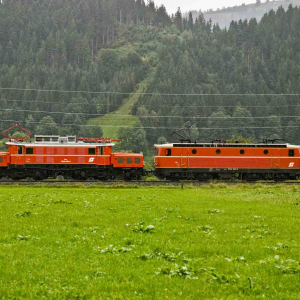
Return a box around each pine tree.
[188,12,194,30]
[174,8,183,32]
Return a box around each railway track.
[1,180,300,186]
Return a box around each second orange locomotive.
[154,141,300,181]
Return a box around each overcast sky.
[154,0,257,14]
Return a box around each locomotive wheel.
[243,173,262,181]
[34,171,47,181]
[124,172,133,181]
[196,173,212,181]
[10,171,26,181]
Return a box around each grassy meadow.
[0,184,300,299]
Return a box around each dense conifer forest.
[0,0,300,152]
[136,5,300,146]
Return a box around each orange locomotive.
[1,124,300,182]
[0,125,144,180]
[154,141,300,181]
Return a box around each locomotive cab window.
[166,149,171,156]
[26,148,33,155]
[88,148,96,155]
[18,146,23,154]
[126,158,132,164]
[289,150,295,157]
[118,158,124,164]
[0,157,3,163]
[99,147,103,155]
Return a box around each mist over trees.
[188,0,300,29]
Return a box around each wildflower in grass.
[155,264,198,280]
[17,235,31,241]
[132,223,155,233]
[95,245,133,255]
[207,209,224,214]
[15,211,31,217]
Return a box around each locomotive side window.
[26,148,33,155]
[166,149,171,156]
[68,137,75,142]
[88,148,96,155]
[240,150,245,155]
[18,146,23,154]
[216,149,221,155]
[192,149,197,155]
[126,158,132,164]
[135,158,141,164]
[118,158,124,164]
[264,150,269,155]
[0,157,3,163]
[289,150,295,157]
[99,147,103,155]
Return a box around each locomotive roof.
[6,141,115,147]
[155,143,300,149]
[113,152,143,156]
[6,134,115,147]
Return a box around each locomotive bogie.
[0,164,144,181]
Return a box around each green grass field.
[1,184,300,299]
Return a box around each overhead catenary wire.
[0,118,297,130]
[1,108,300,119]
[1,86,300,96]
[1,98,300,109]
[1,89,299,130]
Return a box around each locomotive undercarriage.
[2,165,144,181]
[1,166,298,182]
[156,168,299,182]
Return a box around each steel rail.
[0,180,300,186]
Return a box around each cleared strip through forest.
[88,70,154,139]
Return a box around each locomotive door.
[271,149,279,169]
[16,146,25,165]
[180,151,190,169]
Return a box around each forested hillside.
[134,4,300,148]
[0,0,170,137]
[0,1,300,153]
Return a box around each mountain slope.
[88,69,155,139]
[137,5,300,145]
